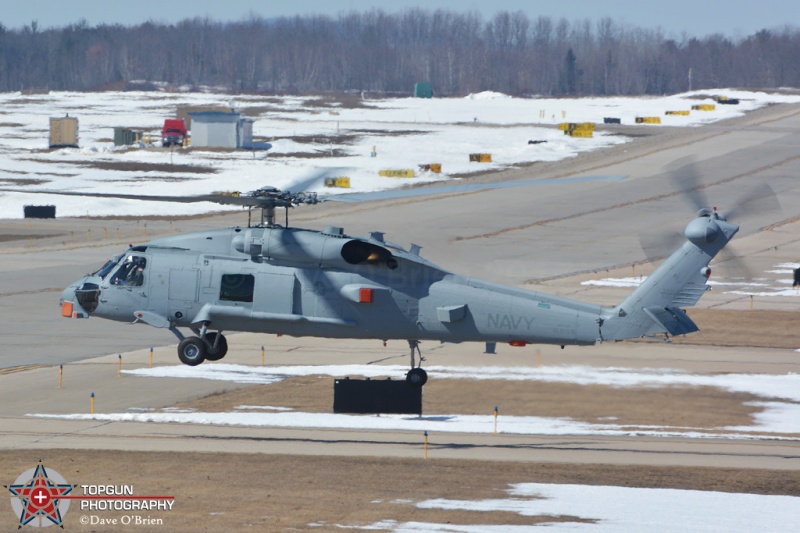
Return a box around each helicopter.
[2,167,751,387]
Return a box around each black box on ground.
[23,205,56,218]
[333,377,422,415]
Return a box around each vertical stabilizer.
[600,214,738,341]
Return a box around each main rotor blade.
[287,167,348,193]
[1,174,627,208]
[0,188,257,207]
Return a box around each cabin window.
[110,256,147,286]
[220,274,254,303]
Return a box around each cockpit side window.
[93,254,123,280]
[110,256,147,286]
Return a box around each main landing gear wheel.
[406,367,428,387]
[204,332,228,361]
[405,340,427,387]
[178,337,206,366]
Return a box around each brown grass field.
[1,451,797,532]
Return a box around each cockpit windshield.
[110,255,147,286]
[92,254,124,280]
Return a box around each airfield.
[1,95,800,530]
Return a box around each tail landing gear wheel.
[178,337,206,366]
[406,367,428,388]
[204,332,228,361]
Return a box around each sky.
[2,0,799,39]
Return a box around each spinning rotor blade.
[713,182,781,280]
[714,246,755,280]
[0,188,264,207]
[0,167,349,208]
[1,170,627,211]
[638,229,684,263]
[0,189,256,205]
[666,156,783,222]
[286,167,346,194]
[667,156,710,214]
[723,182,782,221]
[646,157,782,280]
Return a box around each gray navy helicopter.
[3,163,756,386]
[9,170,749,387]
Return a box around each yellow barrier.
[469,153,492,163]
[665,110,690,116]
[324,177,351,188]
[635,116,662,124]
[419,164,442,173]
[558,122,595,131]
[379,169,416,178]
[559,122,596,137]
[691,104,716,111]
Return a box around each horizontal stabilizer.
[643,306,699,336]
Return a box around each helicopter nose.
[60,286,81,318]
[60,277,99,319]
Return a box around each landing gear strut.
[405,340,427,387]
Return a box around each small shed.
[49,116,79,148]
[189,112,254,149]
[113,127,142,146]
[414,82,433,98]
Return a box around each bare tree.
[1,10,800,95]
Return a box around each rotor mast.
[246,188,320,228]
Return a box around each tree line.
[0,10,798,96]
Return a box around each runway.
[1,100,799,530]
[5,417,798,471]
[3,102,800,366]
[0,331,797,469]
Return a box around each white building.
[189,111,254,148]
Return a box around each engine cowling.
[233,227,396,269]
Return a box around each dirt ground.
[178,375,760,431]
[1,451,797,532]
[676,309,800,349]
